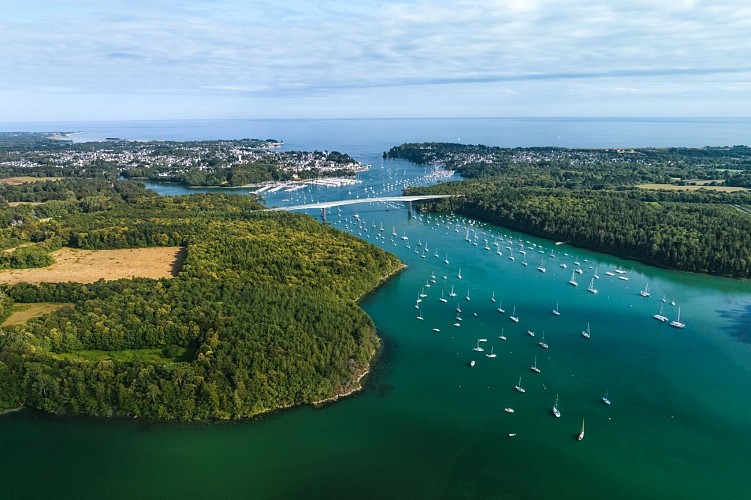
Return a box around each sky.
[1,0,750,121]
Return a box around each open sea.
[1,118,750,499]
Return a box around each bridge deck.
[270,195,454,211]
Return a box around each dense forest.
[0,179,402,419]
[386,143,751,278]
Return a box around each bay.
[1,118,750,499]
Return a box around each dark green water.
[2,208,750,499]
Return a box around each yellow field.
[0,176,63,185]
[0,247,186,284]
[638,183,749,192]
[2,302,73,327]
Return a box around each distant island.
[0,137,401,420]
[386,143,751,278]
[0,132,365,187]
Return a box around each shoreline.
[0,406,24,416]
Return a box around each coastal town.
[0,133,367,187]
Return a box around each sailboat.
[491,291,496,303]
[392,225,397,237]
[538,332,549,349]
[602,390,611,405]
[449,285,456,297]
[457,268,462,279]
[552,302,561,316]
[537,259,546,272]
[670,307,686,329]
[593,266,600,279]
[498,328,507,341]
[444,253,449,264]
[416,308,424,321]
[439,290,448,303]
[640,283,651,297]
[497,300,505,314]
[569,270,578,286]
[582,323,591,339]
[587,278,598,294]
[578,418,585,441]
[531,356,541,373]
[515,377,525,393]
[653,302,668,322]
[473,339,484,352]
[486,346,497,358]
[552,394,561,418]
[509,306,519,323]
[466,289,471,301]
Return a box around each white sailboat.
[490,291,496,303]
[439,290,448,303]
[569,270,578,286]
[473,339,484,352]
[515,377,525,393]
[498,328,507,341]
[466,289,471,301]
[578,418,585,441]
[538,259,546,272]
[593,266,600,279]
[640,283,651,297]
[553,394,561,418]
[531,356,541,373]
[653,302,668,322]
[602,390,611,405]
[444,253,449,264]
[670,307,686,329]
[497,300,505,314]
[552,302,561,316]
[486,346,497,358]
[587,277,598,294]
[416,308,424,321]
[449,285,456,297]
[457,268,462,280]
[510,306,519,323]
[538,332,549,349]
[582,323,591,339]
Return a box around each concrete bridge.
[269,195,455,220]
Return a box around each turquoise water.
[1,119,751,499]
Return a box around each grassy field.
[0,247,186,284]
[2,302,73,326]
[0,176,63,185]
[638,183,749,192]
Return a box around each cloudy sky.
[2,0,750,121]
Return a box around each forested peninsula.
[0,177,402,419]
[386,143,751,278]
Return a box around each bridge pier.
[321,207,327,221]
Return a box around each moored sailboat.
[670,307,686,329]
[553,394,561,418]
[578,418,585,441]
[582,323,591,339]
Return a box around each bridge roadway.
[268,195,455,221]
[269,194,454,212]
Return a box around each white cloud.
[1,0,750,120]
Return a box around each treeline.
[385,143,751,188]
[392,143,751,278]
[0,179,402,419]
